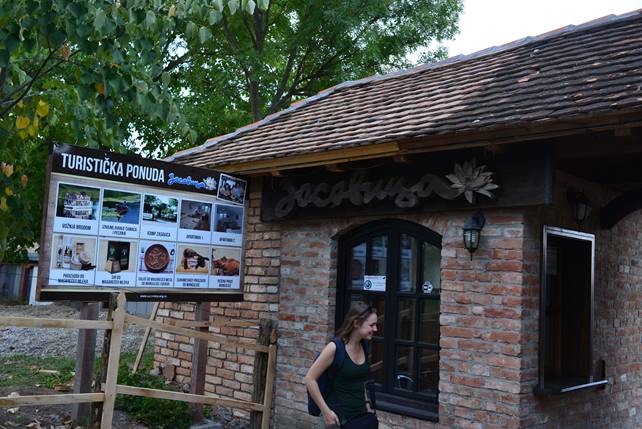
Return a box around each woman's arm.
[304,342,340,426]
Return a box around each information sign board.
[37,144,247,302]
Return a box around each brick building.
[158,11,642,428]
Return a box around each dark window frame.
[336,219,442,421]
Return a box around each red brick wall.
[519,173,642,429]
[153,172,642,429]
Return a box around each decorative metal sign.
[273,160,498,218]
[261,146,553,221]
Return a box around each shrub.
[115,355,192,429]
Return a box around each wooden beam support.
[115,385,265,412]
[100,292,127,429]
[216,142,400,175]
[125,314,269,353]
[0,317,112,330]
[0,393,104,407]
[132,301,160,374]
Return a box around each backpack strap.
[330,337,347,377]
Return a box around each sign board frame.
[37,143,247,302]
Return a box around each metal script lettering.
[274,171,461,218]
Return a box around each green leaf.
[228,0,239,15]
[144,11,156,30]
[257,0,269,11]
[214,0,225,12]
[134,79,149,94]
[208,10,222,25]
[245,0,256,14]
[94,9,106,31]
[186,21,197,39]
[198,26,212,44]
[161,72,170,87]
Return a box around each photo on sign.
[101,190,141,224]
[179,200,212,231]
[138,241,176,274]
[211,246,241,277]
[55,184,100,220]
[217,173,246,205]
[142,194,178,224]
[176,245,210,275]
[51,234,97,271]
[98,239,138,273]
[213,204,243,234]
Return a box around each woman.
[304,303,378,428]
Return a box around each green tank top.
[327,348,369,422]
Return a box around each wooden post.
[190,302,211,423]
[92,294,116,426]
[250,319,276,429]
[71,302,100,426]
[261,343,277,429]
[100,292,126,429]
[132,301,160,373]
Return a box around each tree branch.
[0,49,56,118]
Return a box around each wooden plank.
[0,317,112,330]
[0,393,104,407]
[216,142,400,174]
[250,319,274,429]
[100,293,126,429]
[115,385,265,412]
[261,344,278,429]
[125,314,269,353]
[132,301,160,374]
[168,318,256,328]
[190,302,211,422]
[72,303,100,424]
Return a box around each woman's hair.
[335,302,376,341]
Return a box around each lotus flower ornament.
[446,160,499,204]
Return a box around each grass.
[0,351,150,389]
[0,351,193,429]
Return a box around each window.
[337,220,441,420]
[536,226,607,394]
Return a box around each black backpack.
[307,337,370,416]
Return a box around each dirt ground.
[0,387,148,429]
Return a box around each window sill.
[375,395,438,422]
[534,379,608,396]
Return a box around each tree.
[134,0,464,156]
[0,0,266,260]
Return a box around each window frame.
[336,219,442,421]
[536,225,608,395]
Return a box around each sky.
[442,0,642,57]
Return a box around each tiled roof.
[168,10,642,168]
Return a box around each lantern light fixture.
[567,189,592,225]
[463,211,486,260]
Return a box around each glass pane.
[399,234,418,292]
[418,349,439,393]
[397,298,416,341]
[350,242,366,289]
[395,345,415,392]
[371,295,385,338]
[371,340,385,385]
[420,300,440,344]
[369,235,387,276]
[348,294,366,307]
[421,242,441,295]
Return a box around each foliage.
[0,0,266,261]
[134,0,464,157]
[116,352,192,429]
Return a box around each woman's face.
[356,312,378,340]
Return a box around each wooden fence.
[0,293,277,429]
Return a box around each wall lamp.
[567,189,592,225]
[463,211,485,260]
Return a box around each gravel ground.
[0,302,146,358]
